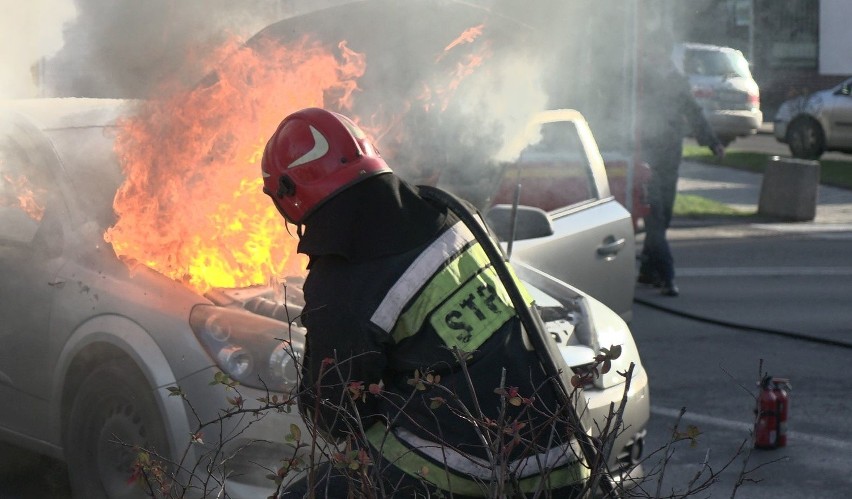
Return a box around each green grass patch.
[683,144,852,190]
[673,193,751,218]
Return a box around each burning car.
[0,98,648,496]
[0,98,312,498]
[0,0,652,494]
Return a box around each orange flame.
[431,25,491,112]
[105,35,366,293]
[441,24,484,57]
[105,22,495,294]
[2,172,45,221]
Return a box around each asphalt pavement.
[635,152,852,346]
[630,151,852,498]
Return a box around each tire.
[787,119,824,159]
[64,360,171,499]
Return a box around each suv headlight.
[189,304,305,393]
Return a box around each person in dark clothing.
[261,108,589,498]
[637,37,725,297]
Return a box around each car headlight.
[774,101,793,123]
[583,297,643,390]
[189,304,305,393]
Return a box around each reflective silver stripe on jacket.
[370,221,476,333]
[392,426,582,480]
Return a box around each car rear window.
[684,49,751,79]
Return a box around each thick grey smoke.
[43,0,296,98]
[0,0,77,98]
[33,0,703,189]
[34,0,644,203]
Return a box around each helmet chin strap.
[282,220,303,239]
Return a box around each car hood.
[775,85,838,122]
[512,259,643,388]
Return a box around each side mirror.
[837,83,851,96]
[485,204,554,242]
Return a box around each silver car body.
[444,108,650,474]
[448,109,638,323]
[516,261,649,479]
[773,76,852,159]
[672,42,763,144]
[0,99,648,496]
[0,98,311,498]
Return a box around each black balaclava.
[296,173,446,265]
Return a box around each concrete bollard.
[758,156,820,221]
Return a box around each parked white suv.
[672,43,763,145]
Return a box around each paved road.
[629,137,852,497]
[639,231,852,346]
[632,297,852,498]
[688,126,852,163]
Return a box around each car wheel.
[64,360,171,499]
[787,119,824,159]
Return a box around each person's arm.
[298,306,387,441]
[677,74,725,158]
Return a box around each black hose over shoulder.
[418,185,620,498]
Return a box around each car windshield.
[684,49,751,78]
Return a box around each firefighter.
[262,107,590,498]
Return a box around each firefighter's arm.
[297,308,387,441]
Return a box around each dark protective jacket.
[637,59,720,156]
[296,174,586,496]
[636,58,723,285]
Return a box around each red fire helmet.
[261,107,392,224]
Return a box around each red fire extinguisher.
[754,375,791,449]
[773,377,791,447]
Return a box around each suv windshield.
[684,49,751,78]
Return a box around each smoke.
[28,0,703,185]
[0,0,77,98]
[42,0,298,98]
[37,1,643,188]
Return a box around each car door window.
[0,125,52,246]
[490,120,596,212]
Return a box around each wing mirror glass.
[485,204,554,242]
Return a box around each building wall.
[819,0,852,75]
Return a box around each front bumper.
[169,367,313,498]
[707,110,763,138]
[584,366,650,474]
[773,120,789,142]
